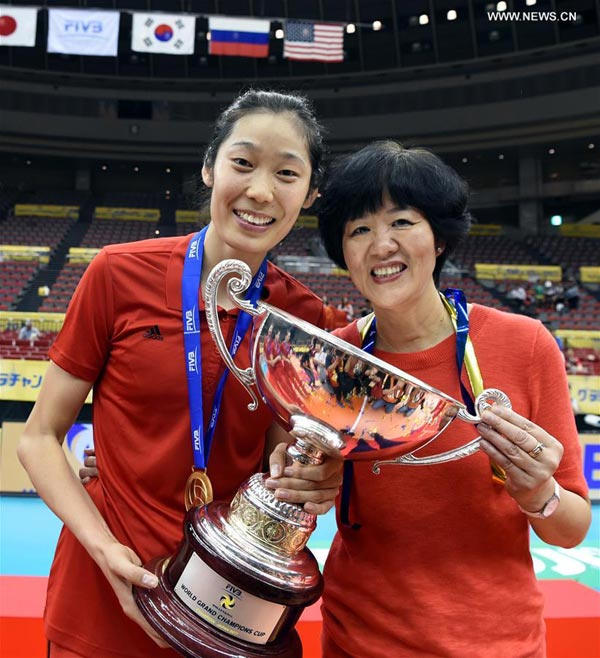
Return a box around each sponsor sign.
[68,247,100,264]
[555,330,600,350]
[475,263,562,281]
[14,204,79,219]
[580,267,600,284]
[568,375,600,416]
[0,245,50,263]
[559,224,600,238]
[468,224,503,236]
[0,359,92,403]
[296,215,317,228]
[175,210,209,224]
[95,206,160,221]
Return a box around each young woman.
[318,141,590,657]
[17,90,342,658]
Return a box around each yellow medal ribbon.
[359,301,507,483]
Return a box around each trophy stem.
[286,415,345,466]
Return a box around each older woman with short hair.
[318,141,590,658]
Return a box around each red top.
[45,234,324,658]
[322,304,588,658]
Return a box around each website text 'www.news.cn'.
[487,11,578,22]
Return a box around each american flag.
[283,21,344,62]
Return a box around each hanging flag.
[0,6,38,47]
[132,13,195,54]
[47,9,119,56]
[208,16,270,58]
[283,21,344,62]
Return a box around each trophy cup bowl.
[133,259,510,658]
[204,260,511,473]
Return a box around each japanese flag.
[0,5,38,47]
[131,13,196,54]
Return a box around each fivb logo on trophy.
[133,259,510,658]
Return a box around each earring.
[436,247,442,254]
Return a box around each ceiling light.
[275,29,284,39]
[462,157,468,163]
[165,167,171,173]
[419,14,429,25]
[346,23,356,34]
[550,214,562,226]
[372,20,382,31]
[548,148,555,155]
[447,10,457,21]
[588,143,595,150]
[133,166,139,172]
[101,165,107,170]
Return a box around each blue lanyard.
[182,227,267,470]
[360,288,475,413]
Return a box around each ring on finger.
[528,442,545,459]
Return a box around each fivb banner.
[48,9,119,56]
[0,6,38,46]
[132,13,196,54]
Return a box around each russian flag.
[208,16,270,58]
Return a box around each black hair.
[318,141,472,286]
[203,89,326,191]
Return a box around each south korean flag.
[131,13,195,54]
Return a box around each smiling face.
[342,197,441,313]
[202,111,317,264]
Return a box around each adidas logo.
[144,325,164,341]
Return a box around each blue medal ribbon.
[182,227,267,471]
[442,288,475,415]
[340,289,477,527]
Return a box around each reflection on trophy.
[134,259,511,657]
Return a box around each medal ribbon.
[358,289,506,484]
[182,227,267,471]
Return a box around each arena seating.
[0,329,57,360]
[526,235,600,269]
[80,220,158,247]
[38,262,89,313]
[451,235,536,271]
[0,260,41,311]
[270,227,321,258]
[0,216,74,251]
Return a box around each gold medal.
[184,468,214,510]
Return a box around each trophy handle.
[204,259,261,411]
[286,415,345,465]
[372,388,511,472]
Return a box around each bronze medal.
[184,469,214,510]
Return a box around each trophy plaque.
[134,259,511,657]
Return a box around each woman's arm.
[17,362,167,647]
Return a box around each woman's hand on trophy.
[95,539,169,648]
[79,447,99,484]
[477,404,564,511]
[265,442,343,515]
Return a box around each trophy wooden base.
[134,557,303,658]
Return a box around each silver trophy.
[205,259,511,475]
[133,260,510,658]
